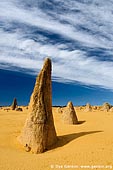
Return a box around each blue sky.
[0,0,113,106]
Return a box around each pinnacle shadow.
[48,130,103,151]
[77,120,86,124]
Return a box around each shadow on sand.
[49,130,103,151]
[77,120,86,125]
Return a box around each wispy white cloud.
[1,0,113,48]
[1,29,113,90]
[1,0,113,90]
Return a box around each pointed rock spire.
[18,58,57,153]
[11,98,17,110]
[62,101,78,124]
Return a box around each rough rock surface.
[84,103,92,112]
[18,58,57,153]
[15,108,23,111]
[57,107,63,114]
[62,101,78,124]
[109,107,113,112]
[11,98,17,110]
[93,106,97,110]
[101,102,111,112]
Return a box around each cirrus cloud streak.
[1,0,113,90]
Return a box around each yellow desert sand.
[0,106,113,170]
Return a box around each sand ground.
[0,107,113,170]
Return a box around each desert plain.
[0,106,113,170]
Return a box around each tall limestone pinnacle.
[18,58,57,153]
